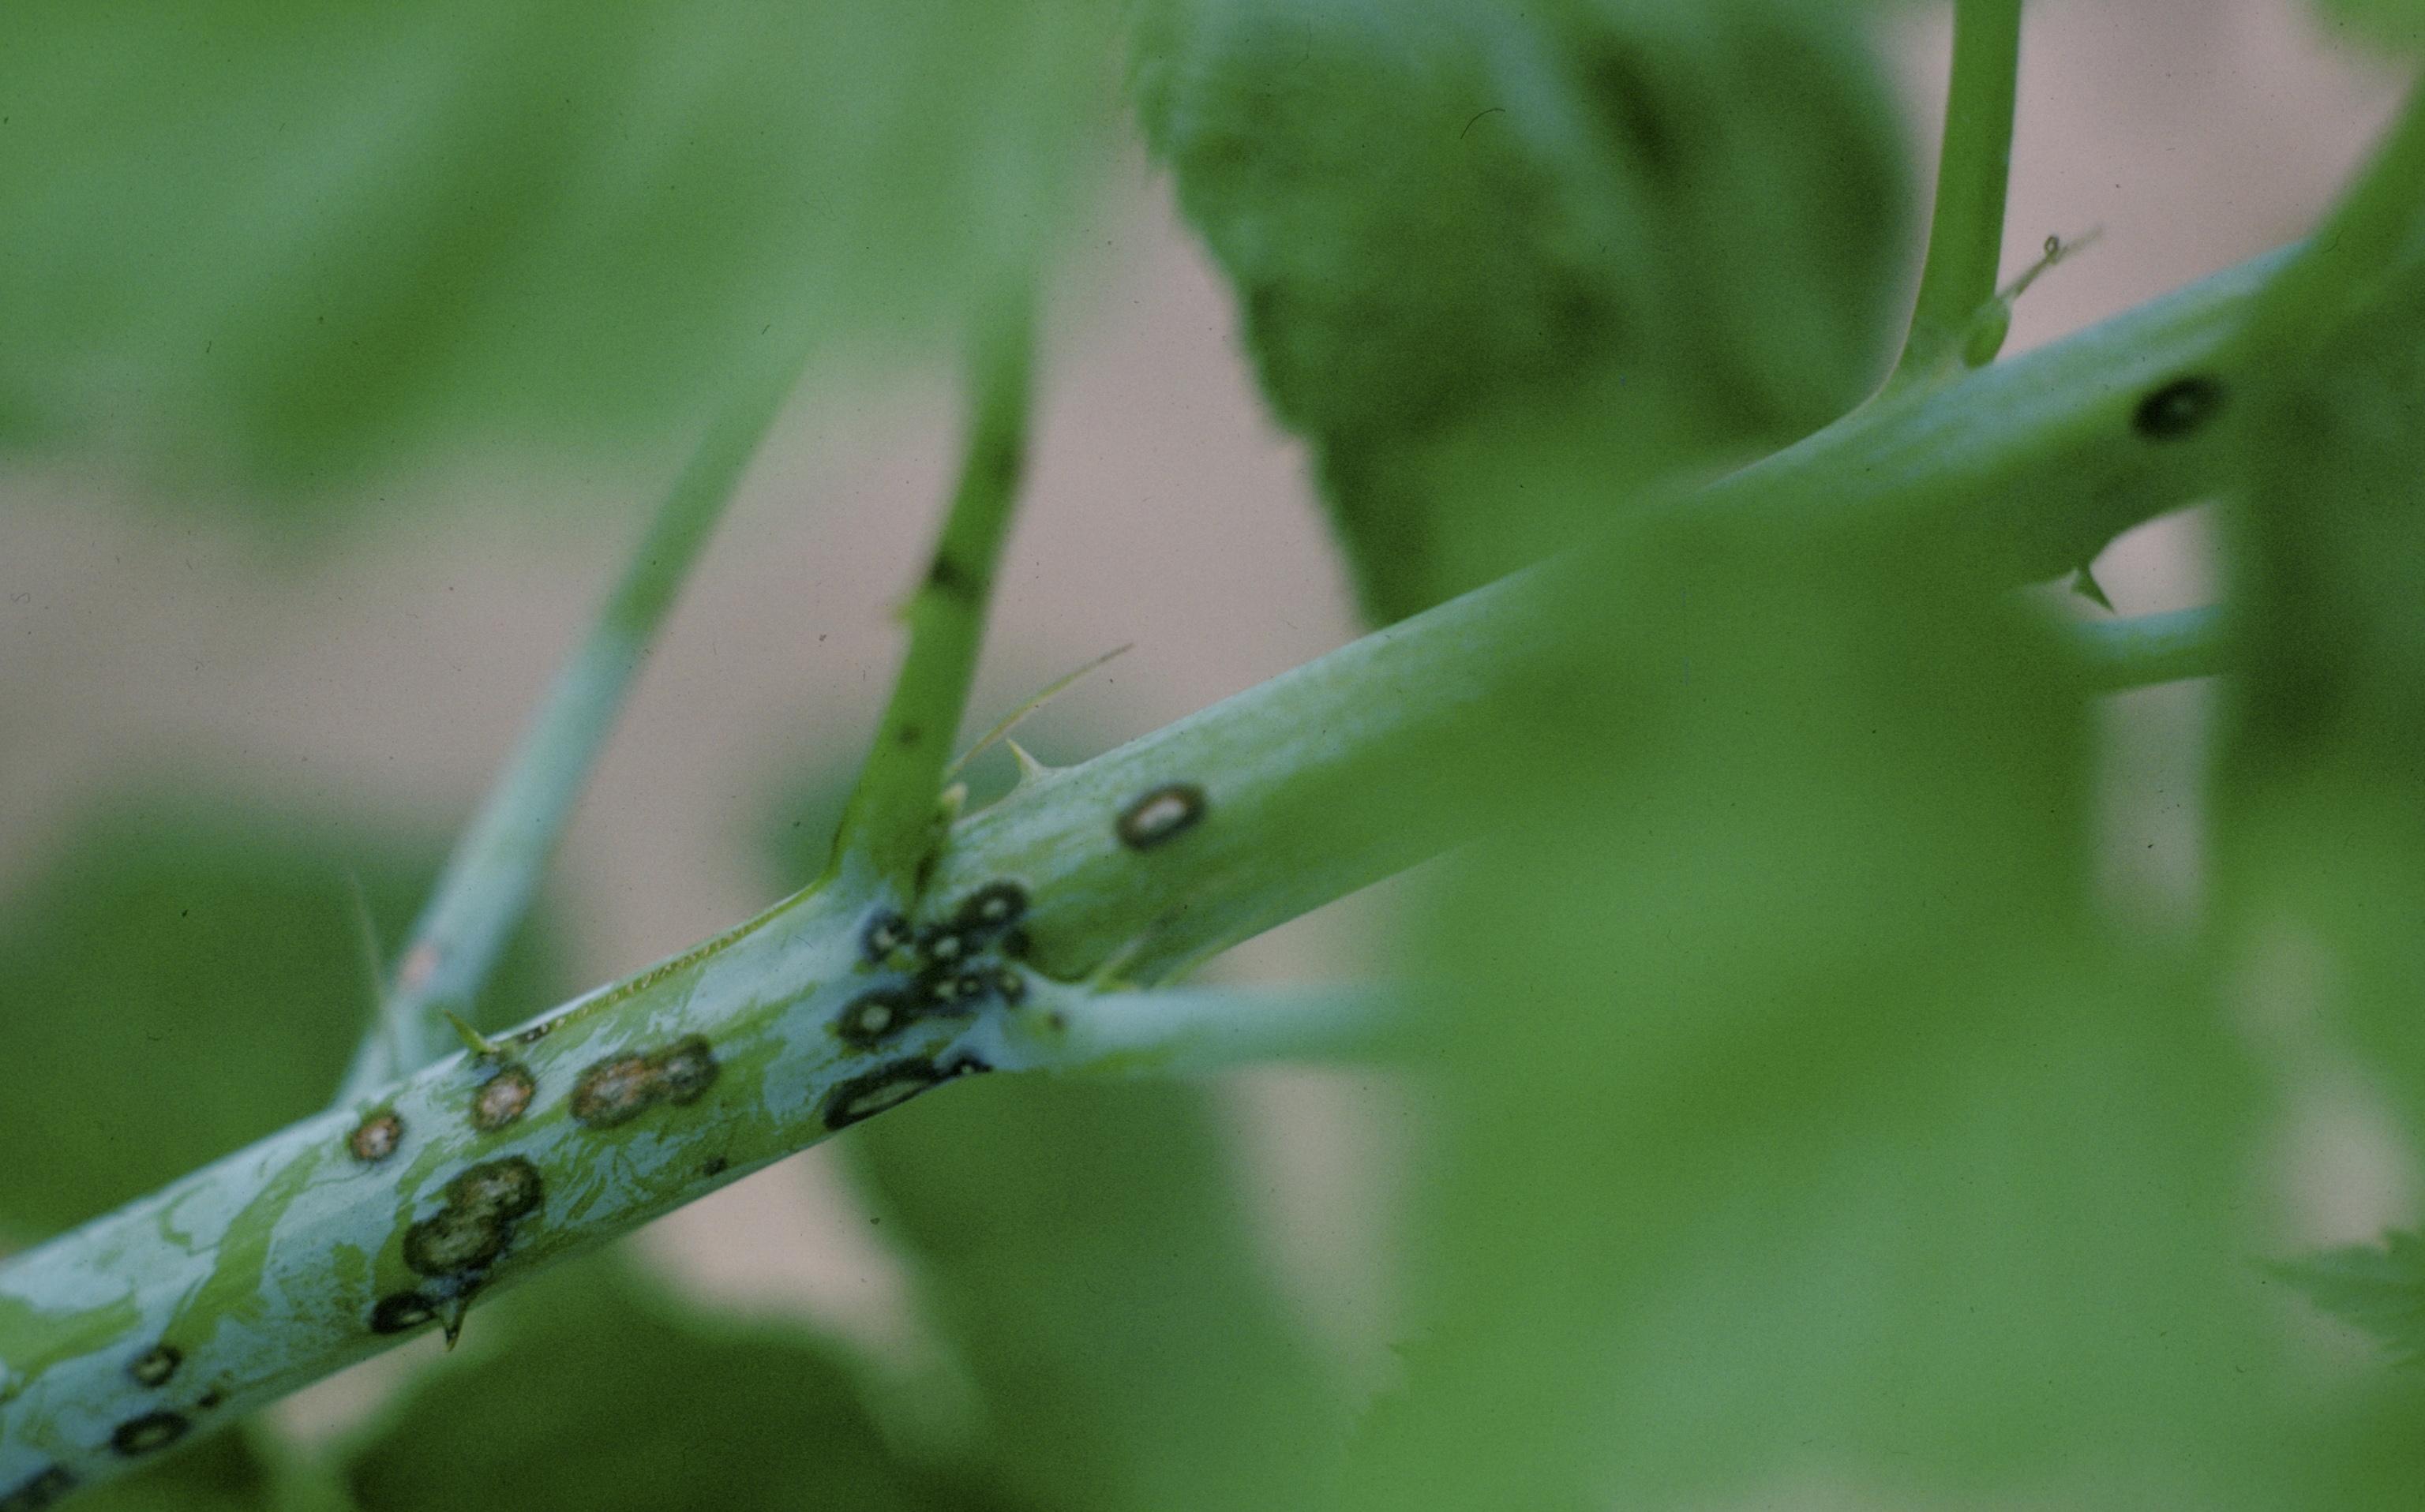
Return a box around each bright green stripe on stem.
[832,293,1037,891]
[339,353,804,1102]
[1892,0,2024,387]
[2067,606,2229,691]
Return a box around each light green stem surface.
[2067,605,2228,691]
[1891,0,2024,386]
[337,358,802,1101]
[0,246,2287,1507]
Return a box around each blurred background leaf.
[0,0,1121,518]
[342,1252,1016,1512]
[0,784,564,1241]
[1134,0,1911,622]
[842,1075,1344,1512]
[1329,508,2290,1506]
[2275,1230,2425,1364]
[2314,0,2425,52]
[2224,247,2425,1147]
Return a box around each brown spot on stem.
[1116,782,1207,850]
[347,1110,404,1164]
[370,1291,438,1334]
[469,1064,536,1132]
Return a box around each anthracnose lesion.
[126,1343,180,1389]
[107,1411,187,1458]
[819,1054,991,1132]
[924,552,981,604]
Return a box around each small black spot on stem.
[701,1155,730,1178]
[820,1054,988,1132]
[2132,374,2227,440]
[127,1343,180,1389]
[925,552,979,603]
[835,988,916,1049]
[1116,782,1208,850]
[110,1412,188,1458]
[370,1291,438,1334]
[951,881,1028,936]
[861,909,912,963]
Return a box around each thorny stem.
[336,354,804,1102]
[831,292,1037,893]
[0,247,2289,1506]
[1891,0,2024,387]
[2066,605,2228,691]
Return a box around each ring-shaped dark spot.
[836,988,916,1049]
[2132,374,2227,440]
[370,1291,439,1334]
[127,1343,181,1389]
[110,1412,189,1458]
[952,881,1029,936]
[1116,782,1208,849]
[822,1058,954,1131]
[469,1063,536,1132]
[861,909,912,964]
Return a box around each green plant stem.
[1892,0,2024,386]
[2066,605,2228,691]
[830,294,1036,893]
[333,358,802,1105]
[0,247,2291,1505]
[991,986,1399,1076]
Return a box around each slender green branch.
[1892,0,2024,386]
[2065,605,2228,691]
[0,248,2292,1506]
[334,357,804,1103]
[831,294,1037,892]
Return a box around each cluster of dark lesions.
[0,1465,73,1511]
[819,1053,991,1132]
[371,1157,544,1341]
[568,1035,719,1129]
[841,884,1033,1052]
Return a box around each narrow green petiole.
[335,351,804,1104]
[830,292,1037,893]
[1891,0,2025,389]
[2065,605,2228,691]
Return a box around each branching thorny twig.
[336,348,808,1103]
[0,234,2292,1507]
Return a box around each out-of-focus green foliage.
[0,0,1120,513]
[0,788,562,1237]
[2314,0,2425,51]
[344,1253,1010,1512]
[2228,249,2425,1147]
[843,1074,1341,1512]
[1329,514,2286,1505]
[1134,0,1910,621]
